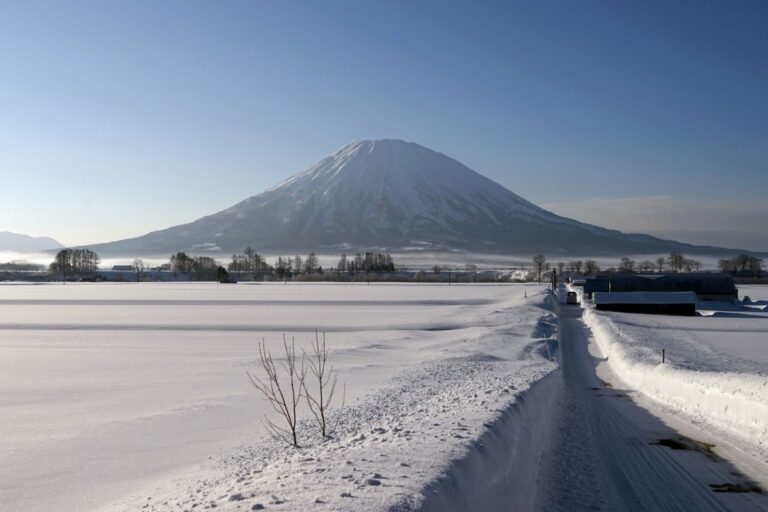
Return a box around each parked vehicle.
[566,291,579,304]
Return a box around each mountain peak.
[338,138,417,149]
[0,231,63,252]
[332,139,442,163]
[294,138,483,189]
[83,140,731,256]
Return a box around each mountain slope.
[0,231,63,252]
[86,140,740,256]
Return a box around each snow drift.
[583,306,768,452]
[414,372,560,512]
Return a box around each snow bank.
[104,360,556,512]
[85,286,557,512]
[583,306,768,451]
[415,372,559,511]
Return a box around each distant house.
[112,265,134,272]
[584,273,737,302]
[593,291,697,316]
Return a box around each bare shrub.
[247,336,306,447]
[303,331,345,438]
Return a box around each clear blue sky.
[1,0,767,249]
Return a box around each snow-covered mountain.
[86,139,734,256]
[0,231,63,252]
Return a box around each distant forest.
[0,247,764,283]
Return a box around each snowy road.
[536,297,768,511]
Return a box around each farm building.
[593,291,697,316]
[583,273,737,302]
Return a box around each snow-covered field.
[581,284,768,466]
[0,282,554,512]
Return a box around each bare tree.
[133,258,145,282]
[655,257,665,273]
[718,258,734,273]
[584,259,600,276]
[746,256,763,276]
[170,252,193,273]
[293,255,303,276]
[337,254,348,273]
[722,254,763,277]
[638,260,654,272]
[667,251,685,272]
[302,331,344,438]
[532,254,546,284]
[682,258,702,272]
[568,260,584,274]
[247,337,307,447]
[304,252,319,274]
[618,257,636,273]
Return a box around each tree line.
[43,246,763,284]
[613,252,703,274]
[222,248,397,281]
[42,247,401,282]
[718,254,764,277]
[337,252,395,273]
[169,252,220,280]
[49,249,101,279]
[532,250,764,281]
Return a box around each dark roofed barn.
[593,291,697,316]
[584,273,737,302]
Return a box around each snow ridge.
[583,306,768,455]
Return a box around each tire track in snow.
[536,299,768,511]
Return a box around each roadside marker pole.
[662,349,666,364]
